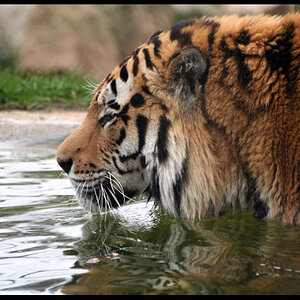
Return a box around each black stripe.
[242,161,269,218]
[136,114,148,151]
[103,158,111,165]
[148,30,163,43]
[150,34,162,58]
[208,28,216,52]
[111,120,117,127]
[157,116,171,163]
[219,35,252,89]
[170,20,194,48]
[235,29,251,45]
[130,93,145,107]
[120,115,130,126]
[132,48,140,77]
[119,55,130,67]
[119,103,129,115]
[119,151,139,163]
[150,166,161,206]
[120,64,129,82]
[105,73,112,83]
[112,156,133,175]
[118,114,148,163]
[265,23,295,95]
[100,148,110,159]
[140,155,147,169]
[207,21,220,52]
[234,30,252,88]
[173,155,188,218]
[132,47,141,57]
[110,79,117,96]
[142,85,152,95]
[172,30,192,48]
[118,104,130,125]
[219,38,231,86]
[160,103,168,112]
[116,128,126,145]
[201,17,219,27]
[132,55,139,76]
[143,48,153,70]
[236,54,252,89]
[265,23,294,75]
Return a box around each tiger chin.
[56,14,300,226]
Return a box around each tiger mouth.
[70,177,138,210]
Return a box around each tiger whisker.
[57,171,65,179]
[104,189,118,220]
[74,181,82,195]
[94,187,102,215]
[106,172,124,192]
[100,184,109,222]
[107,172,116,194]
[89,192,93,214]
[105,175,137,204]
[104,174,125,203]
[80,181,87,197]
[105,172,136,203]
[107,187,122,209]
[82,78,98,94]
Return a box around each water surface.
[0,141,299,295]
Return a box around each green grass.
[0,68,96,110]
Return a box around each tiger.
[56,13,300,226]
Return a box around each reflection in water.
[0,148,299,295]
[63,207,300,295]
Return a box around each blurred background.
[0,4,298,110]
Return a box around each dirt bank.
[0,110,87,148]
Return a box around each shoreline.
[0,109,87,147]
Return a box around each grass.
[0,68,96,110]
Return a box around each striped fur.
[56,14,300,226]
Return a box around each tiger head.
[56,20,214,217]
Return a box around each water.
[0,142,300,295]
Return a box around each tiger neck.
[147,116,247,220]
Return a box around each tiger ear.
[166,47,208,112]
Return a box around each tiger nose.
[57,157,73,174]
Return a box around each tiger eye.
[99,114,115,127]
